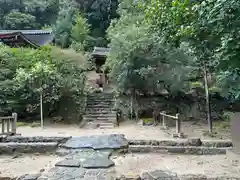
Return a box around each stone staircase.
[83,93,117,129]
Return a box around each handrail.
[0,113,17,135]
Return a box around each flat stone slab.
[65,149,112,160]
[38,167,116,180]
[82,157,114,168]
[62,134,128,150]
[142,170,179,180]
[55,160,81,167]
[59,149,114,169]
[38,167,86,180]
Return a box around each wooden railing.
[160,111,184,138]
[0,113,17,135]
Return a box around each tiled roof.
[92,47,110,56]
[0,30,53,35]
[0,30,54,47]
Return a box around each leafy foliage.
[106,0,194,95]
[0,45,87,118]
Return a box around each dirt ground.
[112,153,240,177]
[17,121,231,140]
[0,153,239,178]
[0,154,61,178]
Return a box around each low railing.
[160,111,184,138]
[0,113,17,135]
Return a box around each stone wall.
[116,94,227,121]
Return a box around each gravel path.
[17,123,171,140]
[0,153,239,178]
[0,154,61,178]
[112,153,240,177]
[17,121,229,140]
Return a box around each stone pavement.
[38,134,128,180]
[16,134,240,180]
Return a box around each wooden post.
[176,113,180,134]
[2,120,5,134]
[7,119,10,133]
[12,113,17,135]
[162,111,166,128]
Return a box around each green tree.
[4,11,36,29]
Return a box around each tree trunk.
[203,65,212,133]
[40,91,44,129]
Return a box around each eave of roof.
[92,47,110,57]
[0,30,54,48]
[0,29,53,35]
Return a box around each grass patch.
[17,121,41,127]
[214,120,230,131]
[30,121,41,128]
[143,118,153,123]
[202,130,218,137]
[17,122,29,127]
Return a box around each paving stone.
[82,157,114,168]
[141,172,155,180]
[148,170,179,180]
[96,169,116,180]
[62,134,128,150]
[55,159,81,167]
[17,173,41,180]
[85,170,101,177]
[38,167,86,180]
[116,174,141,180]
[65,149,112,160]
[178,174,207,180]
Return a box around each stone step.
[83,117,116,122]
[99,125,115,129]
[83,114,116,118]
[88,94,114,98]
[86,108,113,112]
[85,110,117,114]
[87,96,114,100]
[87,101,114,105]
[87,98,114,101]
[87,104,112,108]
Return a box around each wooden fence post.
[176,113,180,134]
[12,113,17,135]
[162,111,166,128]
[2,120,5,134]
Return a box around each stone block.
[186,138,202,146]
[17,174,41,180]
[202,140,232,148]
[167,146,186,154]
[82,157,114,168]
[184,147,203,155]
[55,160,81,167]
[117,174,141,180]
[0,142,58,154]
[202,147,227,155]
[62,134,128,150]
[39,167,86,180]
[178,174,207,180]
[148,170,179,180]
